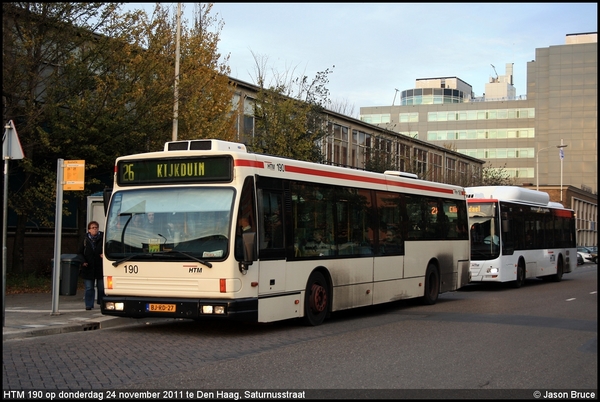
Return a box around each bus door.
[256,183,287,295]
[373,190,405,279]
[255,183,303,323]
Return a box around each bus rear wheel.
[550,257,564,282]
[421,264,440,305]
[303,271,329,326]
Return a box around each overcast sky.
[125,3,597,117]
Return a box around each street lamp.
[557,139,568,202]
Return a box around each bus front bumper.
[101,296,258,322]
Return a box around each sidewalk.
[2,292,160,341]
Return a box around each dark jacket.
[77,231,104,280]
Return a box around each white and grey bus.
[466,186,576,287]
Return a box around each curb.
[2,317,138,341]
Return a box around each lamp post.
[557,139,568,202]
[536,145,551,191]
[172,2,181,141]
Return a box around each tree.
[2,3,236,273]
[3,3,127,273]
[478,162,516,186]
[329,98,356,118]
[364,135,397,173]
[245,53,332,162]
[173,3,237,141]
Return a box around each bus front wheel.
[303,271,329,326]
[421,264,440,305]
[512,261,526,288]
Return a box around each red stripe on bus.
[385,179,455,194]
[553,209,573,217]
[235,158,455,195]
[285,165,454,194]
[235,159,264,168]
[286,165,387,185]
[468,199,498,203]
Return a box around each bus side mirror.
[239,231,257,273]
[103,187,112,216]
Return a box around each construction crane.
[490,64,498,82]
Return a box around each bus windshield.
[104,187,234,261]
[469,202,500,260]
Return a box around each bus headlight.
[104,302,125,311]
[486,267,499,274]
[201,305,226,315]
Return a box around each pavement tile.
[2,292,154,341]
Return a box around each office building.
[360,33,597,246]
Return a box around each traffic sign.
[2,120,24,160]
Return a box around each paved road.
[2,264,597,398]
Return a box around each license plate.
[148,303,176,312]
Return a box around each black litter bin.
[59,254,82,296]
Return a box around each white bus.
[466,186,576,287]
[100,139,470,325]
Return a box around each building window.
[428,128,535,142]
[427,108,535,122]
[360,114,391,124]
[399,143,411,172]
[414,148,427,177]
[458,161,468,178]
[446,157,456,184]
[243,115,254,138]
[456,148,534,159]
[351,130,371,169]
[431,153,442,182]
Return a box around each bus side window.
[260,191,284,250]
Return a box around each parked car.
[577,252,584,265]
[577,246,597,264]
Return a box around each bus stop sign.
[64,160,85,191]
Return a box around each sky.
[124,3,597,117]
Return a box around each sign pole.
[2,120,24,327]
[51,159,84,315]
[2,157,8,327]
[51,159,64,315]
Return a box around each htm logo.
[4,391,25,399]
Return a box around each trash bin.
[59,254,82,296]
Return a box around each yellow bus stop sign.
[64,160,85,191]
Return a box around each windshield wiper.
[112,251,213,268]
[112,253,149,267]
[154,250,213,268]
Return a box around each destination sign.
[468,203,496,216]
[117,156,233,185]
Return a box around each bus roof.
[465,186,549,206]
[164,139,247,153]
